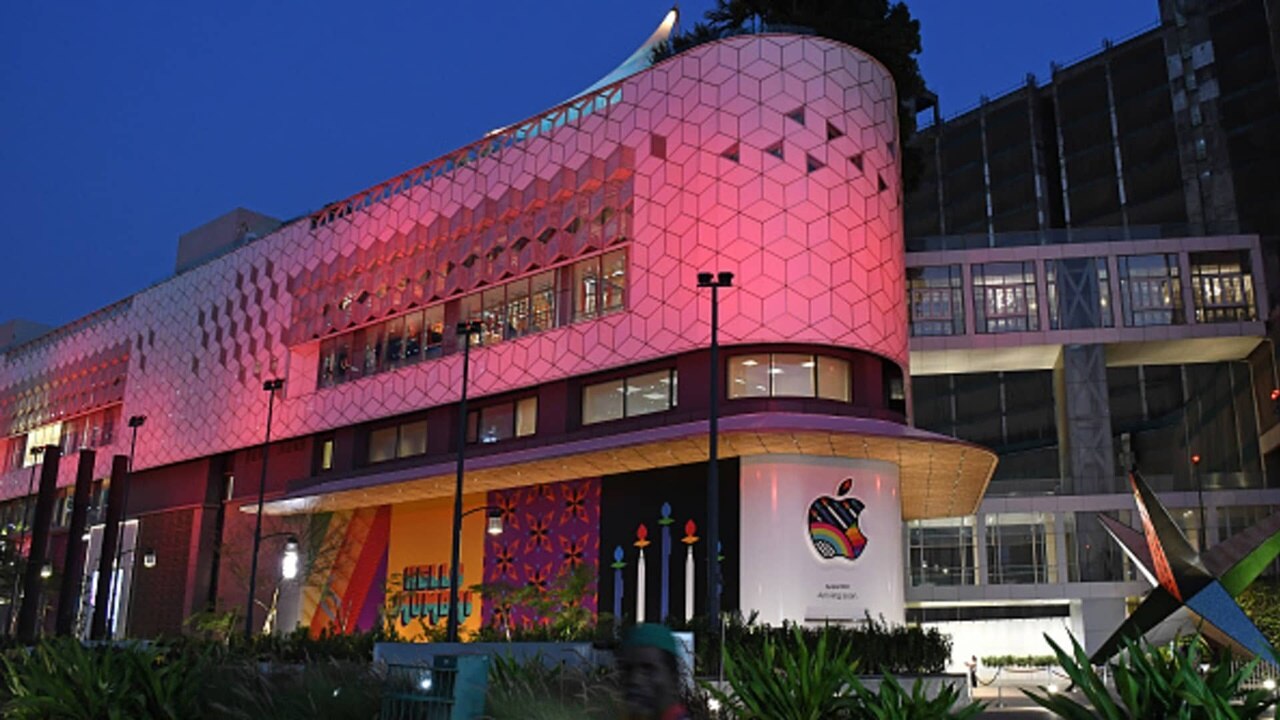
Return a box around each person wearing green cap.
[618,623,690,720]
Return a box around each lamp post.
[696,271,733,634]
[105,415,146,637]
[5,445,44,635]
[446,320,483,644]
[245,378,285,639]
[461,506,505,537]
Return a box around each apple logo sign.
[807,478,868,561]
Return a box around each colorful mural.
[482,478,601,629]
[387,495,487,640]
[299,505,390,636]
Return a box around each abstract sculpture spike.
[1092,469,1280,666]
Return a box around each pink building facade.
[0,34,994,638]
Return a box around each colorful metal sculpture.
[1094,469,1280,665]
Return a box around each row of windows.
[318,250,627,388]
[353,351,877,466]
[908,250,1256,336]
[1,405,123,473]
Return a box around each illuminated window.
[319,438,334,471]
[582,369,676,425]
[573,250,627,322]
[367,420,428,464]
[467,397,538,444]
[728,354,851,402]
[1118,254,1183,327]
[1190,250,1256,323]
[973,262,1039,333]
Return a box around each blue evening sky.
[0,1,1157,326]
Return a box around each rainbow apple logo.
[807,478,867,561]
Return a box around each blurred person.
[618,624,690,720]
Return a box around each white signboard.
[739,455,904,625]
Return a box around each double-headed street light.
[446,320,484,644]
[245,378,285,639]
[696,271,733,634]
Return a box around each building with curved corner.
[0,27,994,640]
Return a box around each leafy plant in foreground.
[1025,633,1274,720]
[850,674,983,720]
[2,638,211,720]
[707,626,860,720]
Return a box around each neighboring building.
[902,0,1280,664]
[0,32,995,640]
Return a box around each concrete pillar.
[55,450,95,636]
[15,446,61,643]
[1055,344,1116,494]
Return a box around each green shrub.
[2,638,211,720]
[693,614,950,677]
[981,654,1057,668]
[707,626,862,719]
[1025,633,1275,720]
[206,660,382,720]
[485,654,625,720]
[850,674,984,720]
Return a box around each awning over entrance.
[257,413,996,521]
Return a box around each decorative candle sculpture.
[611,545,626,620]
[659,502,673,622]
[635,523,650,623]
[682,519,699,622]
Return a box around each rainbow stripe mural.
[300,505,390,636]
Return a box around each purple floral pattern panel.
[483,477,600,628]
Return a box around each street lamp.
[245,378,285,638]
[5,445,44,634]
[39,562,52,580]
[142,549,157,569]
[106,415,146,637]
[460,506,505,537]
[446,320,483,644]
[281,536,300,580]
[695,271,733,634]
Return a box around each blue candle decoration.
[659,502,673,622]
[611,545,626,620]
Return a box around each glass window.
[403,310,423,363]
[626,370,675,417]
[1190,250,1257,323]
[398,421,428,457]
[908,517,977,587]
[516,397,538,437]
[907,265,964,336]
[333,334,352,384]
[601,249,626,314]
[728,355,770,399]
[771,354,817,397]
[384,316,405,369]
[530,271,557,333]
[319,338,337,388]
[972,261,1039,333]
[423,305,445,357]
[362,324,384,376]
[460,294,483,347]
[368,426,398,463]
[583,379,625,424]
[320,438,334,471]
[505,279,531,339]
[478,404,514,444]
[816,356,851,402]
[481,286,506,346]
[1118,254,1184,327]
[574,256,601,322]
